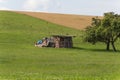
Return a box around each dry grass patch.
[16,11,102,30]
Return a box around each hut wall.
[53,36,73,48]
[63,37,73,48]
[53,37,60,48]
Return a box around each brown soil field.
[16,11,102,30]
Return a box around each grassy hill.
[16,11,102,30]
[0,11,120,80]
[0,11,80,45]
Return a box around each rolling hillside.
[0,11,80,45]
[16,11,101,30]
[0,11,120,80]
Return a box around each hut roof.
[52,35,74,38]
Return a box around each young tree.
[84,12,120,51]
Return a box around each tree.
[84,12,120,51]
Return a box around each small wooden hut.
[52,35,73,48]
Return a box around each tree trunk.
[106,41,110,51]
[111,41,117,52]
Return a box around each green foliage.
[84,12,120,51]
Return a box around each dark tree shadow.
[89,49,120,52]
[72,47,120,53]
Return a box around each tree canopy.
[84,12,120,51]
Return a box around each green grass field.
[0,11,120,80]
